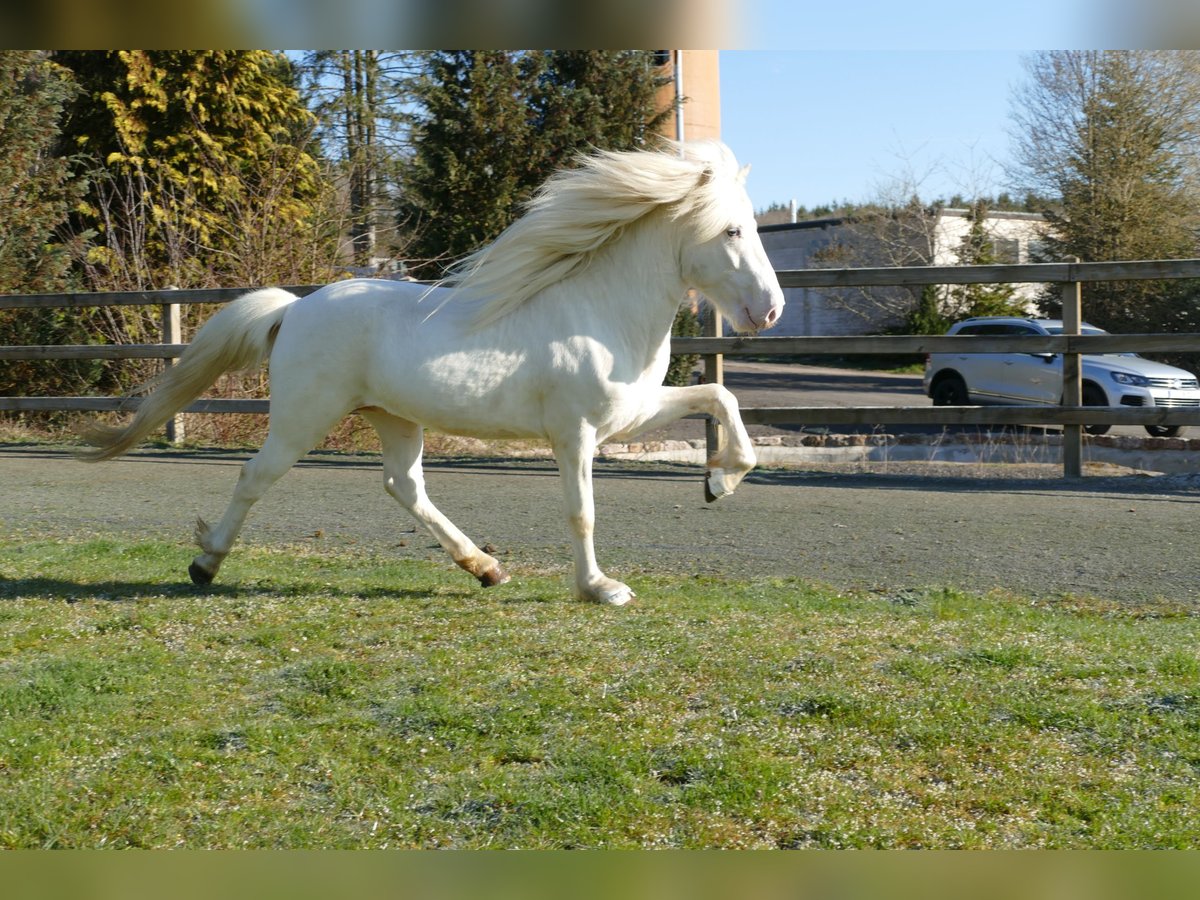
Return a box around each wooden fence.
[3,259,1200,477]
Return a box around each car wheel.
[1082,384,1110,436]
[1145,424,1184,438]
[931,375,968,406]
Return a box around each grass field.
[1,535,1198,849]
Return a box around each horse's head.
[677,147,785,334]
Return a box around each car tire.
[931,375,968,406]
[1082,384,1110,436]
[1145,424,1184,438]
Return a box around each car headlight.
[1111,372,1150,386]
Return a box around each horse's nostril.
[766,306,779,325]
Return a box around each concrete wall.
[759,221,881,336]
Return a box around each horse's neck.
[543,214,687,359]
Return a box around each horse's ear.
[737,164,751,185]
[698,166,714,186]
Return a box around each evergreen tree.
[399,51,533,273]
[0,51,83,292]
[903,284,951,336]
[944,201,1025,319]
[54,51,330,289]
[400,50,669,276]
[1011,51,1200,333]
[525,51,670,175]
[0,52,100,403]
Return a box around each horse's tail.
[77,288,301,462]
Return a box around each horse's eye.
[726,226,742,239]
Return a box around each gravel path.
[2,445,1198,606]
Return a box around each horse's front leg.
[622,384,757,502]
[552,426,634,606]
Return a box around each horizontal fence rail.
[0,344,189,361]
[0,285,323,311]
[7,333,1200,363]
[775,258,1200,288]
[0,397,271,414]
[4,258,1200,477]
[671,333,1200,357]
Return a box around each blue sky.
[735,0,1100,52]
[716,0,1108,212]
[719,50,1030,212]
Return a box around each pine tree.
[400,50,669,277]
[525,51,670,175]
[399,51,533,274]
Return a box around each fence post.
[1061,262,1082,478]
[161,296,184,444]
[703,303,724,458]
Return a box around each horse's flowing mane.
[444,141,745,328]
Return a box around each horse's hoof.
[602,586,635,606]
[188,561,214,586]
[583,582,635,606]
[478,565,510,588]
[705,469,732,503]
[576,579,635,606]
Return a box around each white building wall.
[932,209,1047,313]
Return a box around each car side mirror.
[1031,352,1056,363]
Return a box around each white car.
[923,317,1200,437]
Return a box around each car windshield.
[1042,324,1138,357]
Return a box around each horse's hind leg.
[364,411,509,588]
[189,400,345,585]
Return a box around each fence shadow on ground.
[743,464,1200,502]
[0,575,485,604]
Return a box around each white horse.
[80,141,784,605]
